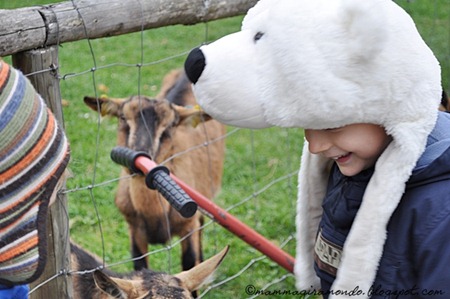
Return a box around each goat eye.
[254,32,264,42]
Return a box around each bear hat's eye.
[254,31,264,42]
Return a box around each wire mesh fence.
[1,0,448,298]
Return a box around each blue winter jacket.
[314,112,450,298]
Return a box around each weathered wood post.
[12,46,73,299]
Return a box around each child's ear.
[174,104,213,128]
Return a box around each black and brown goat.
[84,70,226,274]
[71,242,229,299]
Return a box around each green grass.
[2,2,300,297]
[2,1,449,298]
[396,0,450,91]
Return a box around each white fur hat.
[184,0,441,297]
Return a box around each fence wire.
[4,0,448,298]
[23,1,300,298]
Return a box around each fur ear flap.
[339,0,387,61]
[83,96,126,117]
[295,141,332,290]
[174,104,213,128]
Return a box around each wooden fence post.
[12,46,73,299]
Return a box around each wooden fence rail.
[0,0,257,57]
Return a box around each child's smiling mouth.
[332,153,351,163]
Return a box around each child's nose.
[304,130,331,154]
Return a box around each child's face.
[304,124,392,176]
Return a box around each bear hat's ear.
[242,0,272,30]
[339,0,388,61]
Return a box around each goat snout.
[184,48,205,84]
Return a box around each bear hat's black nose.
[184,47,206,84]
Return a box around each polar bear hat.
[185,0,441,297]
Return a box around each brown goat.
[71,242,229,299]
[83,70,226,275]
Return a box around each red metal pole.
[135,156,295,273]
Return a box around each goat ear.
[93,270,130,299]
[156,69,183,100]
[175,246,229,291]
[83,96,125,117]
[174,104,213,128]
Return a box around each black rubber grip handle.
[146,166,197,218]
[110,146,150,174]
[110,146,197,218]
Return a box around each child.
[0,60,70,297]
[304,117,450,298]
